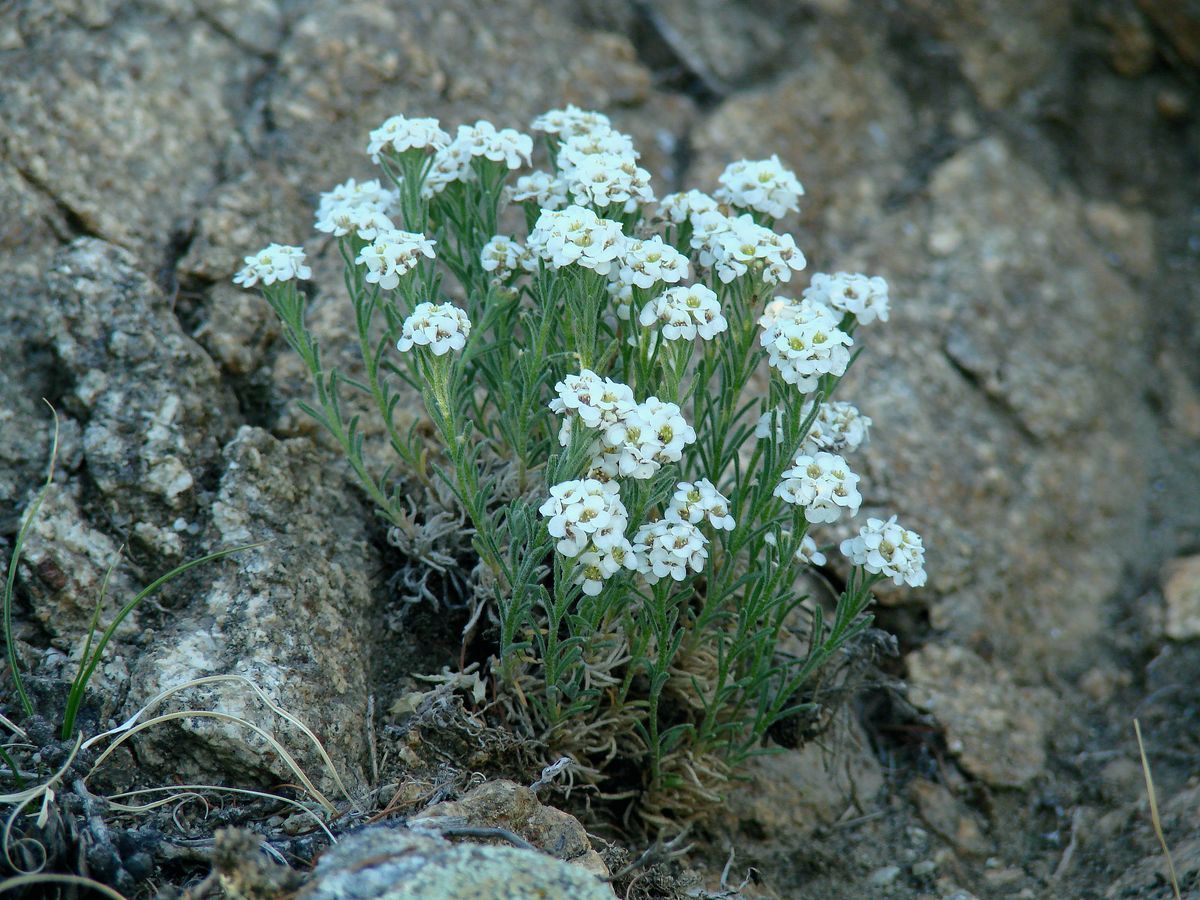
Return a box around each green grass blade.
[60,541,263,739]
[3,402,59,719]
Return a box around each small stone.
[912,859,938,878]
[911,779,991,857]
[1156,88,1190,122]
[418,780,609,878]
[869,865,901,886]
[1163,556,1200,640]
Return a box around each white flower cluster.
[538,479,634,595]
[527,205,626,276]
[617,236,690,290]
[841,516,926,587]
[509,171,569,210]
[773,451,862,524]
[801,400,872,454]
[667,480,735,531]
[631,518,708,584]
[639,284,728,341]
[315,178,397,237]
[715,155,804,220]
[367,115,449,163]
[759,299,853,391]
[658,189,719,224]
[532,109,654,214]
[564,152,655,212]
[233,244,311,287]
[692,213,807,285]
[592,397,696,481]
[549,370,634,446]
[355,230,436,290]
[481,235,535,281]
[419,121,534,198]
[532,105,613,140]
[454,120,533,170]
[556,127,638,176]
[396,302,471,356]
[804,272,890,325]
[548,371,696,482]
[758,400,872,454]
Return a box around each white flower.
[508,170,569,210]
[538,479,630,559]
[315,178,396,235]
[549,370,635,443]
[764,530,827,566]
[759,299,853,391]
[774,451,862,524]
[803,272,890,325]
[396,302,471,356]
[801,400,872,454]
[555,127,639,177]
[423,140,475,197]
[638,284,727,341]
[667,479,735,531]
[608,277,636,320]
[233,244,311,287]
[617,236,689,290]
[756,400,872,454]
[796,533,826,566]
[354,229,436,290]
[454,120,533,170]
[347,208,397,241]
[480,235,535,280]
[714,155,804,220]
[706,214,807,285]
[690,210,735,265]
[631,518,708,583]
[841,516,926,587]
[576,539,636,596]
[367,115,450,163]
[564,152,655,211]
[658,189,719,224]
[527,205,626,276]
[599,397,696,480]
[531,105,612,140]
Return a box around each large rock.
[124,426,379,796]
[298,825,615,899]
[0,2,262,256]
[45,239,237,559]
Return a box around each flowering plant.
[236,106,926,820]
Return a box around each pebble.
[913,859,938,878]
[869,865,902,886]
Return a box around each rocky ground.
[1,0,1199,897]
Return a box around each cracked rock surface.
[2,0,1199,897]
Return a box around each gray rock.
[906,644,1052,788]
[418,780,610,878]
[298,826,615,899]
[724,709,884,837]
[897,0,1072,109]
[45,238,237,558]
[124,426,379,796]
[1163,555,1200,640]
[0,4,261,255]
